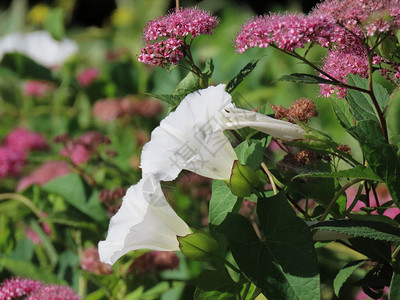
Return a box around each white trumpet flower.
[0,31,77,68]
[140,84,306,181]
[221,104,306,141]
[141,84,237,181]
[98,175,191,265]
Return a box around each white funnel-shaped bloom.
[0,31,77,68]
[98,175,191,265]
[222,104,306,141]
[141,84,237,181]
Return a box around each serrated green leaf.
[390,254,400,300]
[387,87,400,146]
[293,166,381,181]
[209,180,239,226]
[148,93,181,107]
[226,59,260,93]
[346,74,378,122]
[0,53,55,82]
[310,219,400,242]
[43,174,107,222]
[174,71,202,96]
[218,192,320,300]
[347,119,400,206]
[277,73,333,84]
[194,269,240,300]
[330,99,354,129]
[333,260,366,297]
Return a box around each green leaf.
[194,269,240,300]
[44,8,65,40]
[310,219,400,242]
[293,165,381,181]
[147,93,182,107]
[346,74,378,122]
[330,99,354,129]
[3,258,67,284]
[218,192,320,300]
[226,59,260,93]
[387,87,400,146]
[347,120,400,206]
[174,71,202,96]
[234,138,268,170]
[209,180,239,226]
[333,260,366,297]
[277,73,333,84]
[30,219,58,267]
[0,53,55,82]
[390,254,400,300]
[43,174,107,222]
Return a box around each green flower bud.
[226,160,260,197]
[177,231,219,262]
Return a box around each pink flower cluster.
[130,251,180,275]
[57,131,110,165]
[0,128,47,179]
[77,68,100,87]
[24,80,54,97]
[138,8,218,67]
[80,247,112,275]
[0,277,80,300]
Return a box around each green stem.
[249,287,262,300]
[343,181,365,217]
[241,281,252,300]
[0,193,42,218]
[320,179,363,222]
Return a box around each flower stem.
[0,193,42,218]
[261,162,277,195]
[241,281,252,300]
[320,179,362,222]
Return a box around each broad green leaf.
[333,260,366,297]
[0,53,55,82]
[349,238,391,262]
[346,74,378,122]
[234,138,268,170]
[174,70,202,96]
[209,180,239,226]
[43,174,107,222]
[148,93,182,107]
[293,166,381,181]
[3,258,66,284]
[226,59,260,93]
[347,120,400,206]
[218,192,320,300]
[277,73,333,84]
[390,254,400,300]
[0,215,15,256]
[195,269,241,300]
[387,87,400,146]
[44,8,65,40]
[310,219,400,243]
[330,99,354,129]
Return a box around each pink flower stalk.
[80,247,112,275]
[23,80,53,97]
[143,8,218,41]
[138,37,184,67]
[131,251,180,275]
[139,7,218,67]
[17,160,71,191]
[26,284,80,300]
[2,127,47,153]
[77,68,100,87]
[60,131,110,165]
[0,277,43,300]
[0,146,25,178]
[25,228,42,245]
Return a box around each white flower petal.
[141,84,236,181]
[222,104,306,140]
[0,31,77,67]
[98,175,191,265]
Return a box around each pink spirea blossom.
[0,277,43,300]
[2,127,47,153]
[0,146,25,178]
[354,286,389,300]
[143,8,218,41]
[139,8,217,67]
[80,247,112,275]
[131,251,180,275]
[77,68,100,87]
[26,284,80,300]
[17,160,71,191]
[138,37,184,67]
[24,80,53,97]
